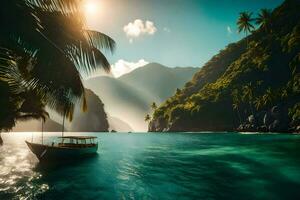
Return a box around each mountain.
[70,89,109,132]
[13,89,110,132]
[84,63,198,131]
[149,0,300,133]
[12,118,64,132]
[119,63,198,100]
[84,76,151,131]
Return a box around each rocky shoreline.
[149,105,300,133]
[237,106,300,133]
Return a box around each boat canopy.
[57,136,97,140]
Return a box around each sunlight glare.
[84,0,100,16]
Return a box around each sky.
[84,0,283,77]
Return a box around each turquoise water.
[1,132,300,199]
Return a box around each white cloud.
[227,26,232,35]
[123,19,157,41]
[111,59,149,78]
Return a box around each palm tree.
[237,12,255,48]
[0,87,49,145]
[242,83,255,115]
[231,89,242,124]
[0,0,115,130]
[145,114,151,123]
[176,88,181,95]
[281,89,288,99]
[256,9,272,32]
[262,88,274,107]
[254,96,264,110]
[151,102,157,111]
[0,86,49,132]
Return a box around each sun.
[84,0,99,16]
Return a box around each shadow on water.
[31,154,104,200]
[208,154,300,200]
[34,154,100,172]
[129,138,300,200]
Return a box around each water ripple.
[1,132,300,199]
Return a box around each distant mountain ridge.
[12,118,64,132]
[119,63,198,100]
[85,63,198,131]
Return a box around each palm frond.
[255,9,272,30]
[26,0,82,14]
[35,11,113,74]
[237,12,255,34]
[0,47,79,121]
[0,0,115,124]
[16,112,47,122]
[81,91,88,112]
[66,44,111,74]
[84,30,116,53]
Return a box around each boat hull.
[25,141,98,161]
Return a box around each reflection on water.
[0,133,48,199]
[1,132,300,199]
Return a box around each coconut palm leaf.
[145,114,151,122]
[151,102,157,110]
[256,9,272,32]
[0,47,77,121]
[237,12,255,34]
[0,0,115,127]
[26,0,82,14]
[84,30,116,53]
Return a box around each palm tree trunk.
[61,108,66,142]
[237,107,242,124]
[0,132,3,146]
[41,119,44,145]
[249,102,254,116]
[246,31,249,49]
[62,114,65,137]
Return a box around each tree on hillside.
[0,0,115,132]
[176,88,182,95]
[242,83,255,115]
[256,9,272,32]
[151,102,157,111]
[231,89,242,124]
[145,114,151,123]
[237,12,255,48]
[254,96,264,111]
[262,88,274,107]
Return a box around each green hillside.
[150,0,300,132]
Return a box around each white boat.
[26,107,100,162]
[26,136,98,161]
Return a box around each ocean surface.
[1,132,300,200]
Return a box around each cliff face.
[150,0,300,133]
[70,89,109,132]
[10,89,110,132]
